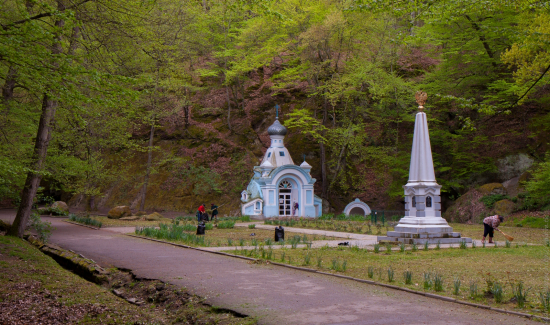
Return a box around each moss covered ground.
[0,235,256,324]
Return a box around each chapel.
[241,112,322,217]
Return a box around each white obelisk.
[378,92,471,244]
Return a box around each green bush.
[37,206,68,216]
[217,220,235,229]
[136,224,206,246]
[248,224,256,229]
[30,213,53,242]
[68,214,102,228]
[480,194,509,209]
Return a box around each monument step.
[386,231,462,239]
[378,236,473,245]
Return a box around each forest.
[1,0,550,235]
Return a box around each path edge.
[63,220,101,230]
[126,234,550,323]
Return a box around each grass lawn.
[448,223,549,245]
[0,235,255,324]
[233,244,550,317]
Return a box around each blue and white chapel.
[241,112,322,217]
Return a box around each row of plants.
[135,224,210,246]
[36,206,69,216]
[68,214,103,228]
[173,217,236,229]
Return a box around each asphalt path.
[0,211,538,325]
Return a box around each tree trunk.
[8,94,58,237]
[8,0,65,237]
[1,66,16,111]
[320,99,328,199]
[225,85,231,131]
[140,120,155,212]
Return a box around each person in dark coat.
[211,203,219,220]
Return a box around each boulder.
[144,212,163,221]
[494,199,515,216]
[108,206,132,219]
[135,211,147,216]
[478,183,506,196]
[444,189,489,223]
[51,201,69,214]
[119,216,140,221]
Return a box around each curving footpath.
[0,211,538,325]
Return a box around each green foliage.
[434,274,444,292]
[29,213,53,243]
[217,221,235,229]
[68,215,102,228]
[136,224,206,246]
[513,282,530,308]
[404,271,413,285]
[36,206,68,217]
[492,282,504,303]
[248,224,256,229]
[453,278,461,296]
[181,166,222,196]
[480,194,509,209]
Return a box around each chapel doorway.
[279,180,292,216]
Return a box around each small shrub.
[453,278,461,295]
[342,260,347,272]
[412,242,418,252]
[316,256,322,268]
[251,238,258,246]
[399,242,405,252]
[331,258,340,271]
[459,240,467,249]
[505,240,511,248]
[68,214,102,229]
[248,224,256,229]
[472,241,477,249]
[434,274,444,292]
[539,289,550,312]
[205,223,214,230]
[404,271,413,285]
[435,241,441,250]
[183,224,197,232]
[387,267,394,282]
[470,282,478,299]
[30,213,53,242]
[239,238,245,246]
[280,251,286,262]
[482,241,486,248]
[480,194,509,209]
[513,282,530,308]
[217,220,236,229]
[264,238,273,246]
[385,243,392,254]
[423,273,432,290]
[266,249,273,260]
[367,266,374,279]
[492,282,504,303]
[423,241,429,251]
[240,215,251,222]
[373,244,380,253]
[227,238,233,246]
[303,253,311,266]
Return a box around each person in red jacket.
[197,204,206,221]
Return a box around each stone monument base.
[378,218,472,244]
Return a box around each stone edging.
[63,220,101,230]
[126,234,550,323]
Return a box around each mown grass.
[233,243,550,317]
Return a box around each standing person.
[198,204,206,221]
[482,214,504,244]
[292,201,299,216]
[211,203,219,220]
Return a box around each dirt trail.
[0,210,538,325]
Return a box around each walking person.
[482,214,504,244]
[211,203,219,220]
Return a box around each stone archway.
[343,198,371,216]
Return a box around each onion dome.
[267,119,287,136]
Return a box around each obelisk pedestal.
[378,92,471,244]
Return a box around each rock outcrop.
[108,206,132,219]
[51,201,69,214]
[494,199,515,216]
